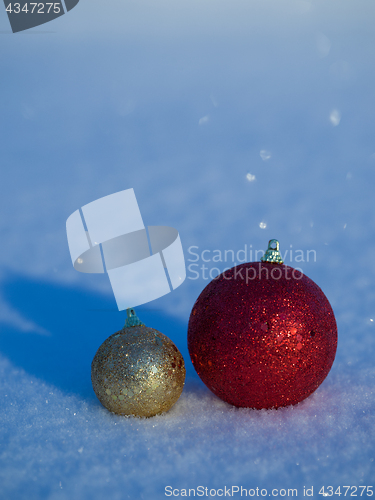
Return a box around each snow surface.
[0,298,374,499]
[0,0,374,498]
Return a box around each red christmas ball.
[188,242,337,409]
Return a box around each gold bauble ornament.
[91,309,186,417]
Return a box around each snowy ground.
[0,285,374,499]
[0,0,374,498]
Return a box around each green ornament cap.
[261,239,284,264]
[123,308,145,328]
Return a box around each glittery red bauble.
[188,263,337,409]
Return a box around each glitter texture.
[91,326,185,417]
[188,262,337,409]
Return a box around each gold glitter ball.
[91,325,186,417]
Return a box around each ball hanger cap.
[260,239,284,264]
[123,308,145,328]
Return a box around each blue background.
[0,1,374,498]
